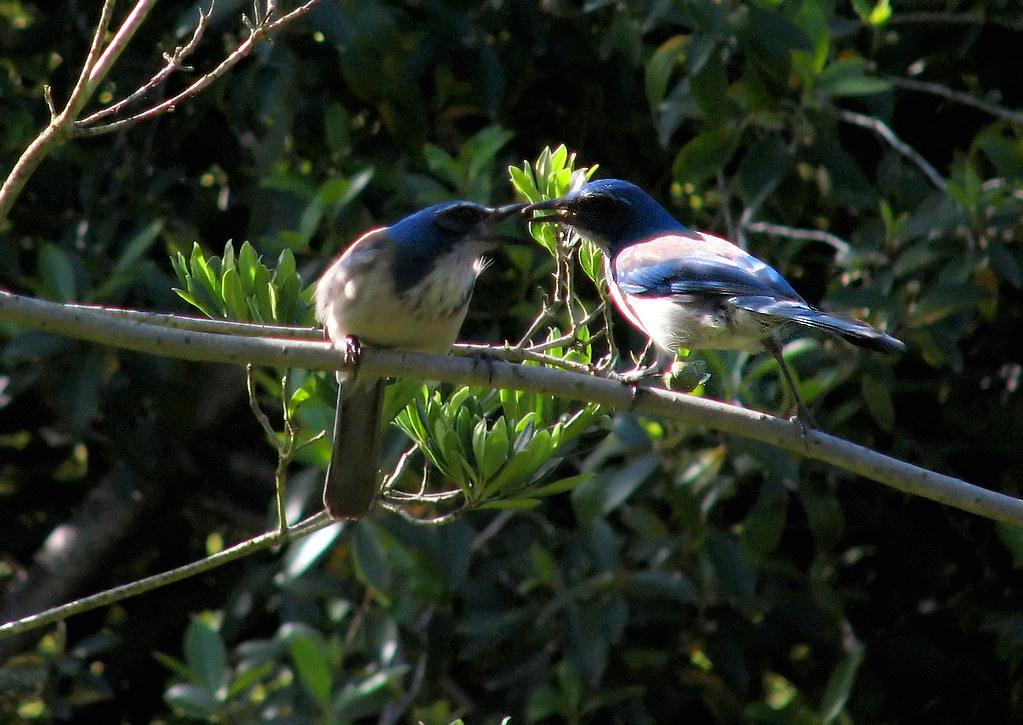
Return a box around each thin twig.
[0,511,334,639]
[60,0,123,121]
[838,109,947,191]
[78,2,212,127]
[743,221,854,258]
[886,11,1023,32]
[73,0,322,138]
[454,343,592,374]
[886,75,1023,126]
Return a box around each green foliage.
[0,627,117,720]
[3,0,1023,723]
[393,383,600,512]
[171,240,310,325]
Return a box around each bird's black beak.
[489,202,529,222]
[470,202,530,247]
[522,198,568,225]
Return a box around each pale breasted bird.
[524,178,904,424]
[315,200,524,518]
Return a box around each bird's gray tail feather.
[739,297,906,354]
[323,378,386,519]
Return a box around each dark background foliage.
[2,0,1023,722]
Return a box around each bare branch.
[73,0,322,138]
[0,511,335,640]
[60,0,123,122]
[743,221,853,258]
[0,0,320,224]
[886,11,1023,32]
[77,3,212,127]
[887,75,1023,126]
[838,109,948,191]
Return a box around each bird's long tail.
[740,297,905,353]
[323,378,386,519]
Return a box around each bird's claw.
[343,335,364,377]
[470,349,498,383]
[604,366,662,385]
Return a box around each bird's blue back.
[570,180,803,303]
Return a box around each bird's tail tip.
[836,325,906,355]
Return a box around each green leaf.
[114,219,164,273]
[164,683,219,718]
[791,0,830,79]
[572,453,660,523]
[220,268,250,322]
[861,373,895,431]
[183,614,228,696]
[465,125,515,185]
[851,0,891,26]
[684,0,730,34]
[705,529,756,604]
[673,127,742,187]
[509,164,540,202]
[477,417,510,481]
[995,521,1023,568]
[736,5,811,82]
[523,472,593,499]
[237,241,262,295]
[324,102,351,154]
[335,667,406,720]
[690,46,730,125]
[281,524,344,582]
[738,134,792,206]
[477,498,542,510]
[152,652,195,683]
[816,58,892,98]
[820,641,864,723]
[38,243,77,302]
[286,626,333,706]
[645,35,686,108]
[189,242,218,296]
[352,522,393,603]
[739,479,789,566]
[249,264,274,322]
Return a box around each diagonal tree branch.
[0,289,1018,527]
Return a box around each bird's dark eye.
[434,203,488,234]
[575,193,631,229]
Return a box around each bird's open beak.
[471,202,530,247]
[490,202,529,222]
[522,198,568,225]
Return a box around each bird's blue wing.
[614,254,803,302]
[610,233,804,302]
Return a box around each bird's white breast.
[315,240,486,355]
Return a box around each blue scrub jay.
[315,201,524,518]
[525,178,904,424]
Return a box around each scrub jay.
[525,178,904,424]
[315,200,524,518]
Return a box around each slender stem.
[887,75,1023,126]
[743,221,853,258]
[0,512,334,639]
[838,109,947,191]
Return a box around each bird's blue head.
[388,201,521,252]
[387,200,524,293]
[524,179,687,255]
